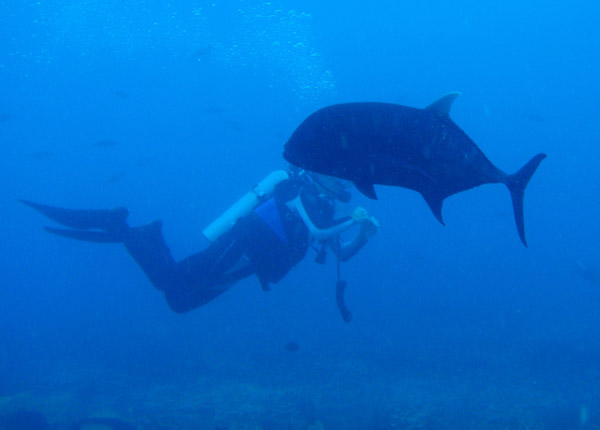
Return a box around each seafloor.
[1,349,598,430]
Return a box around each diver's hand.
[361,216,379,238]
[351,207,370,223]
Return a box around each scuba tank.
[202,170,290,242]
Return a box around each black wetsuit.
[125,179,347,313]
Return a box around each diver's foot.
[123,219,176,291]
[125,220,164,246]
[126,219,161,237]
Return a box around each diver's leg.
[21,199,254,312]
[163,279,235,313]
[122,220,179,292]
[163,265,254,313]
[20,199,183,293]
[162,233,254,313]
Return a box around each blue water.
[1,1,599,429]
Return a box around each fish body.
[284,93,546,246]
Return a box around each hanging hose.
[335,236,352,323]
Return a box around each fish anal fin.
[421,192,445,225]
[353,181,378,200]
[425,92,461,117]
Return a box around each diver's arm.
[289,196,356,241]
[328,216,378,261]
[328,230,367,262]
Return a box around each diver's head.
[311,172,352,203]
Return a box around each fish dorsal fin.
[425,92,461,117]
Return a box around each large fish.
[283,93,546,246]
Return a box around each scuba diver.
[20,168,378,320]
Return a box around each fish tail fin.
[506,153,547,247]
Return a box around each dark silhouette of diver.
[21,168,378,318]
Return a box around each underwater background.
[1,1,600,429]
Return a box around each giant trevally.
[283,93,546,246]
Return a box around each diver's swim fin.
[44,227,125,243]
[19,199,129,231]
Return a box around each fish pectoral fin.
[353,180,378,200]
[421,192,445,225]
[425,92,461,117]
